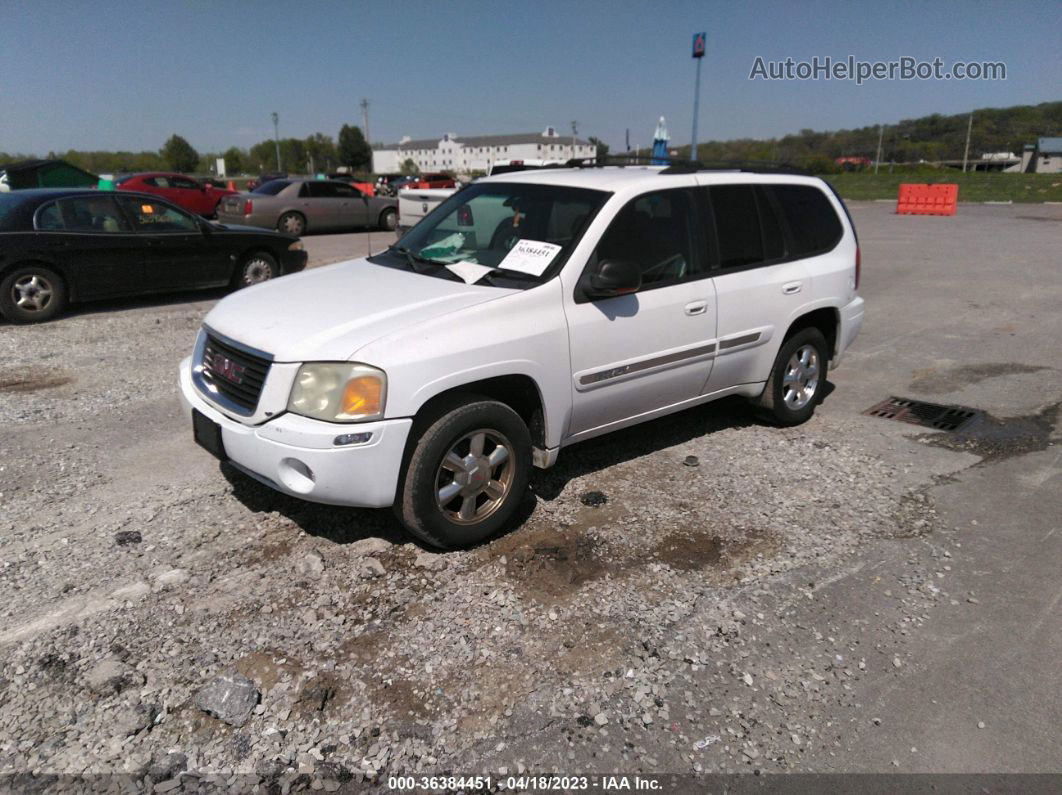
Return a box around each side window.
[769,185,843,256]
[298,183,310,198]
[333,183,360,197]
[307,182,338,198]
[35,202,64,230]
[171,176,200,190]
[708,185,763,269]
[756,186,786,261]
[145,176,170,188]
[593,189,696,288]
[57,196,132,233]
[114,196,198,232]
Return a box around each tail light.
[243,199,253,215]
[854,245,861,290]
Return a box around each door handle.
[782,281,803,295]
[684,300,709,316]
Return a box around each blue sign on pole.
[692,32,706,58]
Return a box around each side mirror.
[586,259,641,299]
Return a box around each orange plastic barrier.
[896,183,958,216]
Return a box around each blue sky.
[1,0,1058,155]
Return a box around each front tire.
[233,251,278,289]
[378,208,397,231]
[752,327,829,426]
[395,397,531,549]
[0,265,67,323]
[277,212,305,236]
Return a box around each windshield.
[389,182,608,281]
[252,180,290,195]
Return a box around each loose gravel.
[0,287,962,790]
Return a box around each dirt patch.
[653,533,723,571]
[0,369,74,393]
[920,402,1059,464]
[376,678,435,720]
[338,629,390,665]
[909,363,1048,394]
[235,650,302,693]
[296,672,350,716]
[491,526,607,603]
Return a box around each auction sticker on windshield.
[498,239,562,277]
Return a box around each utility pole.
[360,99,370,146]
[571,121,578,160]
[271,112,281,171]
[875,124,884,174]
[962,112,973,172]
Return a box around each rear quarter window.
[770,184,843,257]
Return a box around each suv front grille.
[199,332,271,413]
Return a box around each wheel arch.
[0,259,75,301]
[404,373,549,466]
[782,306,840,360]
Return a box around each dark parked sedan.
[0,189,307,323]
[217,179,398,236]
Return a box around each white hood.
[203,258,515,362]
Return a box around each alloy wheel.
[434,429,515,525]
[11,274,54,313]
[782,344,820,410]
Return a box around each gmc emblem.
[215,355,244,385]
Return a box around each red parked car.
[115,172,237,217]
[402,172,456,190]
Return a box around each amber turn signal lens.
[340,376,382,417]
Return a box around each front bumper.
[178,356,411,508]
[834,295,866,368]
[282,249,308,274]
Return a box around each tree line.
[670,101,1061,173]
[1,124,373,177]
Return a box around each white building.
[372,126,597,174]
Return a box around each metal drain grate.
[863,396,981,432]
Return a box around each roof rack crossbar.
[560,155,809,176]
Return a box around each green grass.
[825,172,1062,203]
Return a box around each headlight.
[287,363,386,422]
[288,240,304,251]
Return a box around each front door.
[563,188,717,441]
[115,195,230,289]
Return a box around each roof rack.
[561,155,810,177]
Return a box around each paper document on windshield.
[445,260,496,284]
[497,239,563,277]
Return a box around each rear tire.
[277,212,305,236]
[394,397,531,549]
[0,264,67,324]
[233,251,278,289]
[752,327,829,426]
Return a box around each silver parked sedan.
[216,179,398,236]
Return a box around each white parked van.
[179,162,864,548]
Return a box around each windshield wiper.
[387,246,466,282]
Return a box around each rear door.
[50,196,146,298]
[115,195,231,289]
[698,182,810,393]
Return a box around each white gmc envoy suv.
[178,162,865,549]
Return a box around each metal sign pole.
[692,57,703,162]
[690,32,706,162]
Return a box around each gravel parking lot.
[1,204,1060,789]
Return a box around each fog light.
[333,432,373,446]
[277,457,315,494]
